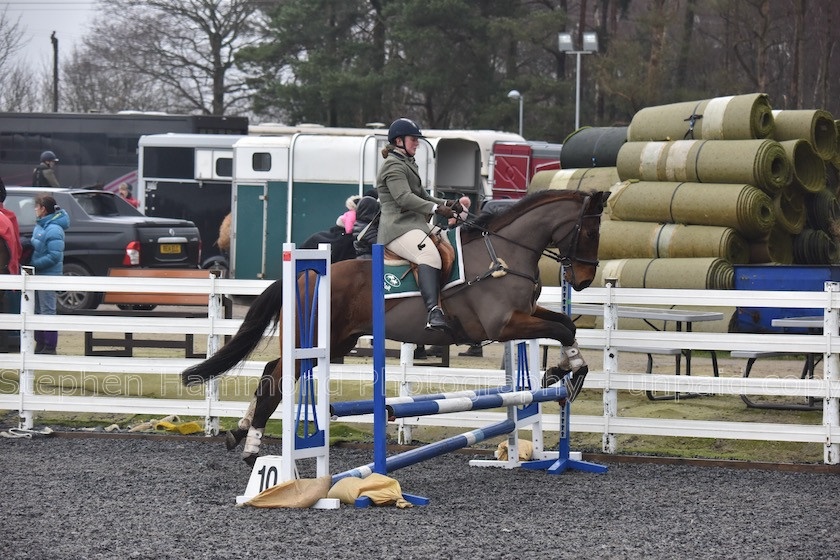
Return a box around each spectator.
[336,195,361,234]
[32,151,60,188]
[0,178,22,275]
[352,195,380,259]
[23,194,69,354]
[118,182,139,208]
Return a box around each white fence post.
[18,267,35,430]
[824,282,839,464]
[204,271,223,436]
[602,279,619,454]
[398,342,414,444]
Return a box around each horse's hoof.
[242,452,258,467]
[564,365,589,403]
[542,366,570,388]
[225,430,243,451]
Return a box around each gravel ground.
[2,434,839,560]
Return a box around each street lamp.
[558,31,599,130]
[507,89,523,137]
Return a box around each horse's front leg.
[497,308,588,402]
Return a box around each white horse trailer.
[230,132,481,280]
[248,123,520,199]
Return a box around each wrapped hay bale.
[607,181,775,239]
[627,93,775,141]
[599,221,749,263]
[772,109,837,161]
[771,185,806,234]
[748,226,794,264]
[616,139,792,194]
[595,257,734,289]
[778,139,825,193]
[560,127,628,168]
[528,167,619,193]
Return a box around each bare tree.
[0,8,42,111]
[76,0,260,115]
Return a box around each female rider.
[375,118,462,331]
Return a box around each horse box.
[732,264,840,333]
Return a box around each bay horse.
[182,189,609,465]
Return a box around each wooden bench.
[79,268,232,358]
[730,350,821,411]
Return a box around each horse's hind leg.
[225,359,278,451]
[242,360,284,466]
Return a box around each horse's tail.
[181,280,284,386]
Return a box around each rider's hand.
[434,204,456,219]
[445,199,464,215]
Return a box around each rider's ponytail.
[381,144,395,159]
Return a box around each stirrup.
[425,306,449,331]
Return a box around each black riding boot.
[417,264,448,331]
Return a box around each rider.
[376,118,462,331]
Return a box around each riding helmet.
[387,118,425,145]
[40,150,59,163]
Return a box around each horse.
[182,189,609,465]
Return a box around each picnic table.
[730,316,823,411]
[544,303,724,400]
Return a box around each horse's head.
[554,190,609,291]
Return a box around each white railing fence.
[0,271,837,464]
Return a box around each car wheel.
[57,263,102,313]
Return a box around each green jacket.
[375,150,446,245]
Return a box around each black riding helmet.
[387,118,425,145]
[387,118,436,157]
[40,150,59,163]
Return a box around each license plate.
[160,244,182,254]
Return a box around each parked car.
[5,187,201,313]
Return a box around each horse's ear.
[592,190,610,208]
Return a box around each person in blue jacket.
[25,194,69,354]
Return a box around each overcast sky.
[3,0,97,68]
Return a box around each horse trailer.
[230,133,481,280]
[136,131,481,280]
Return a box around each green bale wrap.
[607,181,775,239]
[616,139,791,194]
[779,139,825,193]
[599,221,749,263]
[772,109,837,161]
[627,93,774,141]
[595,257,734,289]
[528,167,619,193]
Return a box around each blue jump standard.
[329,385,515,418]
[520,399,608,475]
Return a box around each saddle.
[383,231,456,288]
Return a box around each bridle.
[453,194,601,292]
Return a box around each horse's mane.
[459,190,588,243]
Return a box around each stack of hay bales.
[532,93,840,290]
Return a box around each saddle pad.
[382,229,465,299]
